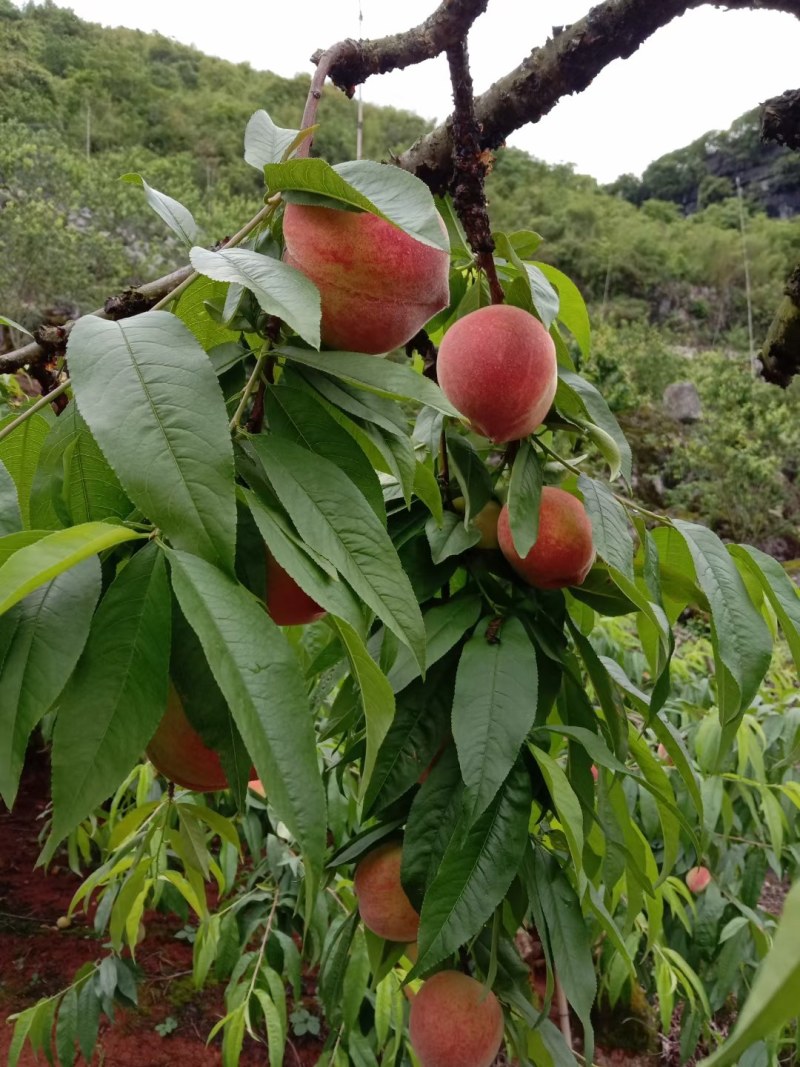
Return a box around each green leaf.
[44,544,170,859]
[0,522,143,617]
[172,274,239,351]
[0,557,101,808]
[121,174,198,246]
[535,263,591,357]
[342,928,371,1032]
[364,659,456,816]
[266,158,449,251]
[329,616,395,797]
[530,745,584,875]
[453,617,539,824]
[730,545,800,676]
[76,976,101,1062]
[673,521,772,726]
[266,385,384,521]
[445,432,492,525]
[507,440,542,558]
[523,263,560,328]
[0,458,22,534]
[527,847,596,1063]
[0,314,32,337]
[244,109,301,169]
[425,510,480,564]
[55,987,78,1067]
[243,489,365,634]
[278,346,458,416]
[0,411,51,527]
[555,369,632,483]
[168,549,326,881]
[251,436,425,671]
[67,311,236,573]
[29,405,130,529]
[413,460,443,525]
[578,475,633,581]
[410,758,531,977]
[699,881,800,1067]
[386,596,481,694]
[190,247,321,348]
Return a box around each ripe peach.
[409,971,504,1067]
[686,866,712,894]
[497,486,595,590]
[266,553,326,626]
[436,305,557,443]
[353,842,420,942]
[147,685,230,792]
[282,203,450,354]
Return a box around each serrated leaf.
[535,263,590,356]
[67,312,236,573]
[243,488,365,633]
[244,109,301,169]
[530,745,584,875]
[578,475,633,581]
[319,912,359,1025]
[172,274,239,351]
[425,510,480,564]
[730,545,800,676]
[445,432,492,525]
[168,549,326,881]
[507,440,542,557]
[555,369,632,484]
[55,986,78,1067]
[0,458,22,535]
[76,976,100,1063]
[673,520,772,726]
[401,746,464,910]
[266,158,448,251]
[30,405,130,529]
[699,881,800,1067]
[44,545,170,860]
[278,346,458,416]
[0,411,50,527]
[413,461,443,524]
[453,617,539,824]
[527,847,596,1063]
[266,385,383,520]
[342,928,370,1032]
[524,263,560,328]
[121,173,198,245]
[363,659,456,816]
[329,616,395,797]
[251,436,425,672]
[410,758,531,977]
[0,557,101,808]
[0,522,143,617]
[386,596,481,694]
[190,247,320,348]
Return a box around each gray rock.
[663,381,702,423]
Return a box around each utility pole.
[85,101,91,161]
[356,0,364,160]
[736,175,757,378]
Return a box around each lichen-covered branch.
[397,0,800,189]
[762,88,800,149]
[760,266,800,387]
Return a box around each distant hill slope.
[608,110,800,219]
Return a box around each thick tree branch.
[396,0,800,189]
[762,87,800,149]
[309,0,490,94]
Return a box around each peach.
[453,497,502,550]
[282,203,450,354]
[409,971,504,1067]
[657,743,674,765]
[497,486,595,590]
[353,842,420,942]
[436,305,557,443]
[266,553,326,626]
[147,685,230,792]
[686,866,712,894]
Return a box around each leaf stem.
[230,346,271,433]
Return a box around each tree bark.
[762,88,800,150]
[760,266,800,387]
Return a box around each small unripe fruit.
[452,497,502,550]
[657,743,674,765]
[437,305,557,443]
[497,487,595,590]
[147,686,231,792]
[283,203,450,354]
[248,778,266,797]
[591,764,599,781]
[353,842,420,942]
[686,866,712,894]
[56,915,72,930]
[266,554,326,626]
[409,971,504,1067]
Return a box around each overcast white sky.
[27,1,800,183]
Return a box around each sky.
[25,0,800,183]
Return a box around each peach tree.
[2,2,800,1065]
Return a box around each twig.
[554,972,573,1048]
[0,380,70,444]
[230,347,271,432]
